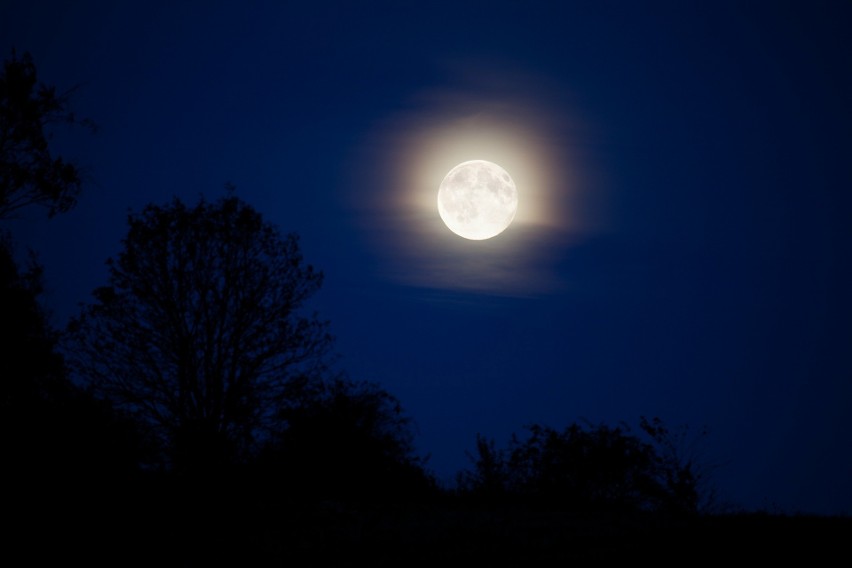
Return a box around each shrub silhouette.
[459,419,704,514]
[639,415,715,514]
[258,377,436,503]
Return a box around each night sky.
[2,1,851,515]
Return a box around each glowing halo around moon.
[437,160,518,240]
[342,68,607,294]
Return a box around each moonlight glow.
[344,70,604,294]
[437,160,518,240]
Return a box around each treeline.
[1,208,709,515]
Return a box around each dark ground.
[10,479,850,565]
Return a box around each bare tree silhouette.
[66,194,333,471]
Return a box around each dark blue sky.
[2,1,851,515]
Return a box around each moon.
[437,160,518,240]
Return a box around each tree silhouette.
[66,194,333,471]
[0,235,63,399]
[1,236,67,475]
[0,50,92,219]
[1,236,140,508]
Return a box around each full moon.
[437,160,518,240]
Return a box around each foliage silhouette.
[639,415,716,514]
[0,50,93,219]
[66,194,333,472]
[1,236,140,504]
[458,419,705,514]
[0,235,63,399]
[458,433,507,502]
[258,377,436,502]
